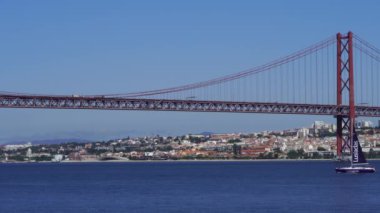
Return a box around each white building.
[4,142,32,151]
[313,121,330,130]
[355,120,373,128]
[53,154,64,162]
[297,128,309,138]
[26,148,32,158]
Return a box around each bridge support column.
[336,32,355,159]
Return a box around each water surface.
[0,161,379,213]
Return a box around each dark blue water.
[0,161,380,213]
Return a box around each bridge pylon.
[336,32,355,159]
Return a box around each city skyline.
[1,118,379,145]
[2,119,380,163]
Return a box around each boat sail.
[336,131,376,173]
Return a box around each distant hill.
[198,132,214,136]
[4,138,89,146]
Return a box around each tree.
[297,149,305,158]
[311,152,321,159]
[287,150,299,159]
[265,152,274,159]
[32,155,53,162]
[8,155,25,161]
[233,144,241,156]
[317,146,326,151]
[368,148,377,159]
[257,152,276,159]
[228,139,241,143]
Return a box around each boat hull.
[336,167,376,174]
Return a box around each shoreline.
[2,158,380,164]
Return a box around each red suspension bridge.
[1,32,380,158]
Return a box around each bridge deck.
[1,95,380,117]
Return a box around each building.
[313,121,329,129]
[297,128,309,138]
[355,120,374,129]
[4,142,32,151]
[26,148,32,159]
[53,154,64,162]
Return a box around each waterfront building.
[53,154,64,162]
[4,142,32,151]
[26,148,32,159]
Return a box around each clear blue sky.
[1,0,380,143]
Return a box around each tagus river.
[1,161,380,213]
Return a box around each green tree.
[8,155,25,161]
[311,152,321,159]
[297,149,305,158]
[273,148,282,154]
[287,150,299,159]
[232,144,241,156]
[32,155,53,162]
[228,139,241,143]
[317,147,326,151]
[368,148,377,159]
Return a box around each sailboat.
[336,131,376,173]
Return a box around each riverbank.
[2,158,380,163]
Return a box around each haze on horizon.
[1,0,380,143]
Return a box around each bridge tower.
[336,32,355,159]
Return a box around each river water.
[0,161,379,212]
